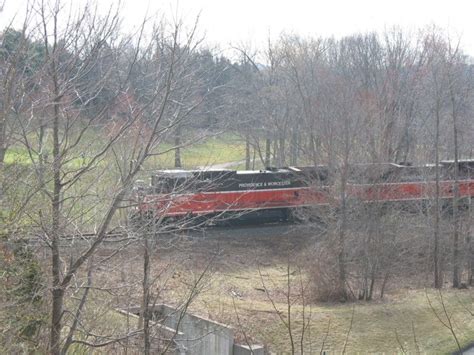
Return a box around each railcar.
[134,160,474,224]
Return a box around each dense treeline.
[224,31,473,169]
[3,26,472,169]
[0,0,473,353]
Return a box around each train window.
[153,179,171,194]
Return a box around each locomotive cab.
[440,159,474,178]
[151,169,236,193]
[151,170,195,193]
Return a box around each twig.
[320,318,331,355]
[425,289,461,351]
[411,320,420,355]
[342,305,355,354]
[232,296,254,354]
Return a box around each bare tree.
[445,39,472,287]
[0,1,209,353]
[424,31,448,288]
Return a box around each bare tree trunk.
[142,236,151,355]
[336,110,353,301]
[368,266,376,300]
[0,119,6,164]
[252,145,256,170]
[50,67,64,355]
[272,138,278,167]
[338,204,347,300]
[309,133,317,166]
[174,124,182,168]
[290,129,298,166]
[338,161,349,300]
[400,102,415,163]
[469,235,474,286]
[361,269,368,301]
[245,134,250,170]
[469,196,474,285]
[380,271,390,299]
[278,131,285,167]
[451,90,460,288]
[433,102,442,289]
[264,137,271,167]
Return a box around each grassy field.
[197,273,474,353]
[144,134,246,169]
[90,232,474,354]
[4,132,247,169]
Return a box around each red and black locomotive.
[135,160,474,224]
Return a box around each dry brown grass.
[80,229,474,354]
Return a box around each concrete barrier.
[118,304,264,355]
[233,343,265,355]
[157,304,233,354]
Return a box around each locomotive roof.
[236,168,299,174]
[440,159,474,163]
[153,167,311,176]
[154,161,473,176]
[154,168,233,175]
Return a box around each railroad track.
[4,230,131,247]
[3,222,316,248]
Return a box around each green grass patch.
[4,133,247,169]
[145,134,246,169]
[4,147,37,165]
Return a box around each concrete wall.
[233,344,265,355]
[157,304,234,355]
[118,305,263,355]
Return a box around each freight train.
[134,160,474,225]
